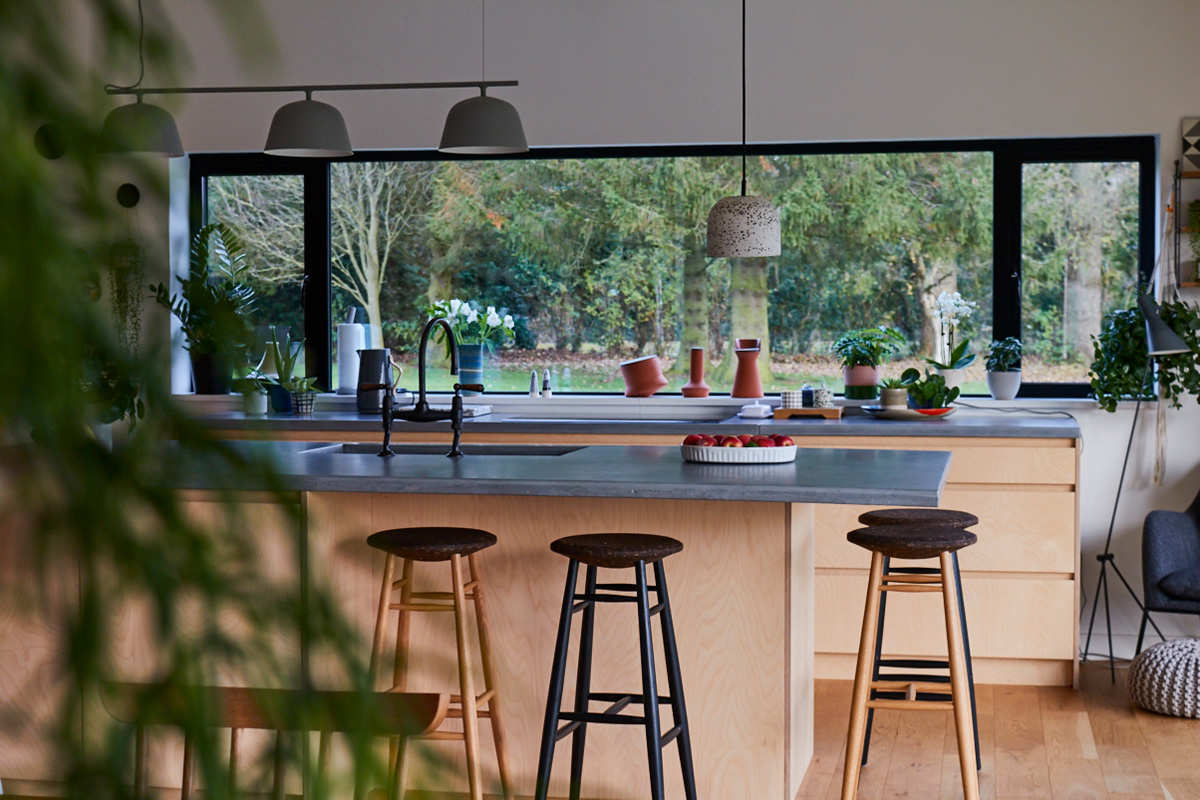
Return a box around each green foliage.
[151,223,256,356]
[1189,200,1200,259]
[900,367,961,408]
[986,337,1023,372]
[1089,302,1200,412]
[81,342,145,426]
[832,327,907,368]
[878,376,908,389]
[266,326,315,393]
[925,339,977,371]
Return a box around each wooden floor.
[798,664,1200,799]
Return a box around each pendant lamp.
[1137,294,1190,356]
[102,95,184,158]
[439,0,528,154]
[706,0,780,257]
[264,92,353,157]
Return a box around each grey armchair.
[1137,487,1200,653]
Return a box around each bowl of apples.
[680,433,797,463]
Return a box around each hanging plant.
[1089,300,1200,412]
[107,238,143,355]
[1188,200,1200,261]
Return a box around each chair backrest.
[1188,484,1200,525]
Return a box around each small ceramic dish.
[862,406,956,421]
[681,444,798,464]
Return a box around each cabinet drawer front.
[814,490,1077,574]
[816,573,1076,660]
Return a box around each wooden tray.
[773,407,843,420]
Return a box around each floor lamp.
[1082,294,1191,681]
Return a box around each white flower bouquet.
[427,298,516,353]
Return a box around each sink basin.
[304,443,584,457]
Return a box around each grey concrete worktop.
[196,408,1080,439]
[174,440,952,506]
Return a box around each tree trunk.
[1062,163,1104,362]
[914,252,957,359]
[710,257,772,384]
[671,233,709,374]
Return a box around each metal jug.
[356,349,401,413]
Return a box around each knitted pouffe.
[1127,638,1200,718]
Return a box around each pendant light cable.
[105,0,146,95]
[481,0,487,91]
[741,0,747,196]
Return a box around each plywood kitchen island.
[170,441,951,800]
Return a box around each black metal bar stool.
[535,533,696,800]
[366,527,513,800]
[855,508,981,772]
[841,524,980,800]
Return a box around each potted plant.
[426,298,516,395]
[928,291,978,391]
[265,327,318,414]
[232,353,270,415]
[985,337,1023,400]
[831,327,906,400]
[1090,302,1200,412]
[150,223,255,394]
[878,377,909,409]
[900,367,961,409]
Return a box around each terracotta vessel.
[736,337,761,350]
[731,348,764,398]
[620,355,668,397]
[681,347,711,398]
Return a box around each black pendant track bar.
[105,80,517,97]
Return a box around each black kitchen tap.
[379,317,483,458]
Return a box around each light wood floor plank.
[1047,757,1110,799]
[1096,745,1162,795]
[1042,711,1099,762]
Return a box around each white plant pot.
[879,387,909,409]
[241,390,269,415]
[986,370,1022,401]
[937,367,965,391]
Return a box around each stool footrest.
[390,602,456,612]
[879,584,942,593]
[558,710,646,726]
[871,680,952,694]
[660,725,683,748]
[881,574,943,584]
[866,698,953,711]
[871,691,955,703]
[873,673,950,684]
[589,692,672,705]
[878,658,950,670]
[594,582,660,593]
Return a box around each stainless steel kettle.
[356,349,401,413]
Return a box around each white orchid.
[426,298,517,353]
[448,298,462,317]
[486,308,502,327]
[503,314,514,330]
[465,307,479,324]
[930,291,978,368]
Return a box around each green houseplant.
[1089,301,1200,413]
[232,352,270,415]
[832,327,906,400]
[900,367,961,409]
[265,327,317,414]
[150,222,256,394]
[878,376,909,409]
[985,337,1023,400]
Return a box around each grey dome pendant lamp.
[439,0,528,154]
[706,0,780,257]
[264,91,353,157]
[101,0,183,158]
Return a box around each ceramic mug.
[813,386,834,408]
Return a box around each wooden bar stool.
[855,508,981,772]
[535,534,696,800]
[366,527,513,800]
[841,524,980,800]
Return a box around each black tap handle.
[454,383,485,393]
[378,391,394,457]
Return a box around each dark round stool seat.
[366,527,497,562]
[550,533,683,569]
[847,524,977,560]
[858,508,979,529]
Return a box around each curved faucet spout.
[415,317,459,407]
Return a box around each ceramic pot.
[190,351,232,395]
[731,348,764,398]
[937,367,965,392]
[241,390,268,415]
[267,384,293,414]
[735,337,761,350]
[620,355,668,397]
[880,387,908,409]
[291,390,318,415]
[987,370,1022,401]
[842,365,880,400]
[458,343,484,396]
[681,347,710,398]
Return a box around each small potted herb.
[265,327,318,414]
[985,337,1023,400]
[900,367,961,409]
[878,377,909,409]
[232,353,270,415]
[832,327,906,400]
[926,291,978,391]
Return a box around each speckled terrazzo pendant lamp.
[706,0,780,257]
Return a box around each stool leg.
[392,558,415,691]
[468,553,515,800]
[652,560,696,800]
[1135,609,1149,655]
[635,561,666,800]
[841,551,884,800]
[569,565,598,800]
[536,559,580,800]
[952,552,981,772]
[370,553,398,689]
[861,555,891,767]
[451,554,484,800]
[941,553,980,800]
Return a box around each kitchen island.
[175,441,950,800]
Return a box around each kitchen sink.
[303,443,584,457]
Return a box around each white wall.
[123,0,1200,653]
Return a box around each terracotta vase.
[731,348,764,398]
[681,347,710,397]
[736,337,761,350]
[620,355,668,397]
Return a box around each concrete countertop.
[196,408,1081,439]
[173,440,952,506]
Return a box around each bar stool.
[855,508,981,772]
[842,524,980,800]
[536,534,696,800]
[366,527,513,800]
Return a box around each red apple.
[699,434,717,446]
[737,434,754,444]
[683,434,706,446]
[750,436,776,447]
[770,434,795,447]
[719,436,744,447]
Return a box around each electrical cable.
[104,0,145,94]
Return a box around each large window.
[191,137,1154,396]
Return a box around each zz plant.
[1089,300,1200,413]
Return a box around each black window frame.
[190,134,1157,397]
